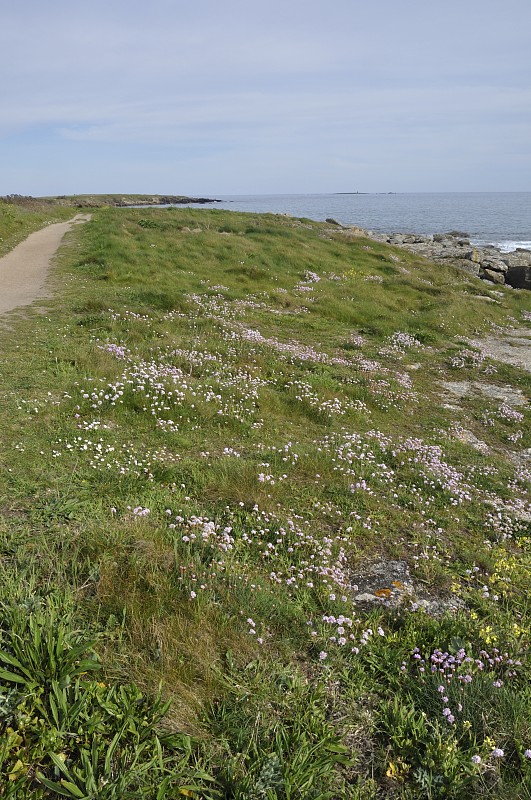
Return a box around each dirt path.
[0,214,90,315]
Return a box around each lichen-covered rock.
[350,559,465,616]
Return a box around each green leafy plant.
[0,596,218,798]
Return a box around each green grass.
[0,204,530,797]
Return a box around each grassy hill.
[0,203,530,798]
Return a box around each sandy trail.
[0,214,90,315]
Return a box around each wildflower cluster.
[379,330,423,355]
[324,430,473,507]
[54,436,179,479]
[234,324,352,366]
[283,378,368,418]
[165,502,351,602]
[77,340,269,430]
[407,644,522,728]
[311,614,386,656]
[448,347,496,374]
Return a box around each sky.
[1,0,530,195]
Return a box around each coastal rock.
[344,225,531,289]
[480,268,506,284]
[452,428,490,453]
[451,258,481,277]
[505,266,531,290]
[466,329,531,373]
[437,245,474,260]
[502,251,531,269]
[488,261,509,273]
[402,234,427,244]
[350,559,414,608]
[349,558,465,616]
[440,379,526,406]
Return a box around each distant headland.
[0,193,221,208]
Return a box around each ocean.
[177,192,531,253]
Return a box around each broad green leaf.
[37,774,81,798]
[0,650,32,676]
[0,668,26,684]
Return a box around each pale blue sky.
[2,0,530,195]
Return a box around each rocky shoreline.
[365,229,531,290]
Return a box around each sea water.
[176,192,531,253]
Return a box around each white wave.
[471,239,531,253]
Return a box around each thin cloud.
[1,0,530,193]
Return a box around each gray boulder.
[480,258,508,273]
[437,245,474,260]
[452,258,481,277]
[481,268,506,284]
[502,250,531,268]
